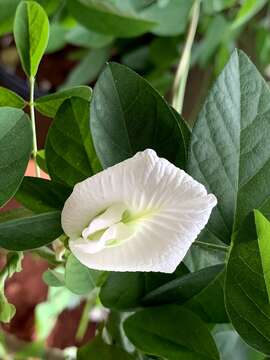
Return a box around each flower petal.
[63,149,217,273]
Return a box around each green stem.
[193,240,229,252]
[29,76,40,177]
[172,0,201,114]
[76,296,94,342]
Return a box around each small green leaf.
[78,336,135,360]
[16,176,72,213]
[0,87,25,108]
[0,292,16,323]
[45,98,101,187]
[232,0,267,30]
[0,211,62,250]
[46,23,66,54]
[61,48,109,89]
[13,0,50,77]
[91,62,189,169]
[35,86,92,118]
[42,268,65,287]
[225,211,270,355]
[65,254,99,295]
[67,0,155,38]
[124,305,220,360]
[36,149,48,173]
[0,107,32,208]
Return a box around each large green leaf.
[124,305,220,360]
[65,254,99,295]
[0,87,25,108]
[139,0,192,36]
[91,62,189,169]
[35,86,92,118]
[0,211,62,250]
[13,1,49,77]
[188,50,270,243]
[142,264,223,306]
[45,98,101,187]
[78,336,135,360]
[225,210,270,355]
[0,107,32,208]
[67,0,155,38]
[100,265,189,311]
[15,176,72,213]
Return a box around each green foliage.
[45,97,101,187]
[35,86,92,118]
[0,107,32,208]
[15,176,72,213]
[225,210,270,355]
[0,211,62,250]
[0,87,25,108]
[188,50,270,244]
[13,0,49,77]
[231,0,267,30]
[124,305,220,359]
[91,62,189,169]
[0,252,23,323]
[66,25,114,48]
[78,336,135,360]
[65,254,100,295]
[67,0,156,38]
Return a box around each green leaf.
[231,0,267,30]
[124,305,220,360]
[65,254,99,295]
[213,324,265,360]
[139,0,192,36]
[0,87,25,108]
[185,269,228,323]
[91,62,189,169]
[187,50,270,243]
[66,25,114,48]
[0,208,33,223]
[67,0,155,38]
[42,268,65,287]
[35,86,92,118]
[13,0,50,77]
[0,0,20,36]
[100,265,189,311]
[46,23,66,54]
[60,48,109,89]
[142,264,224,307]
[203,0,237,14]
[225,210,270,355]
[0,252,23,323]
[36,149,48,173]
[78,336,135,360]
[0,211,62,250]
[0,107,32,208]
[45,98,101,187]
[100,272,146,310]
[15,176,72,213]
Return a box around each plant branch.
[172,0,201,114]
[29,76,40,177]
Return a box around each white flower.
[62,149,217,273]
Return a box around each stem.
[76,296,94,342]
[29,76,40,177]
[172,0,201,114]
[193,241,229,252]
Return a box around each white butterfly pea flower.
[62,149,217,273]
